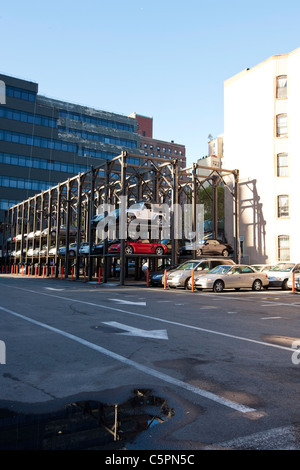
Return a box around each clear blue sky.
[1,0,300,166]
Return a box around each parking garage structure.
[1,151,240,285]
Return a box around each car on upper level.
[126,201,169,227]
[108,239,168,256]
[196,239,234,257]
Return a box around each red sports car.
[108,240,168,256]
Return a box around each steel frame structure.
[2,151,240,285]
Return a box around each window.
[276,76,287,99]
[278,235,290,261]
[277,153,288,177]
[277,195,289,218]
[276,114,288,137]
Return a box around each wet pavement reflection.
[0,389,175,450]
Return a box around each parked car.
[187,258,236,289]
[251,264,275,272]
[91,209,120,228]
[51,225,81,236]
[179,239,206,256]
[39,245,48,257]
[108,239,168,256]
[287,267,300,290]
[91,239,120,255]
[126,201,169,226]
[165,258,235,289]
[193,264,269,292]
[27,247,34,257]
[79,242,91,255]
[115,260,136,276]
[150,264,179,286]
[27,247,40,257]
[58,243,77,257]
[48,246,58,257]
[196,239,234,257]
[264,263,300,290]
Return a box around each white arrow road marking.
[109,298,146,306]
[103,321,168,339]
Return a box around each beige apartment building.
[223,47,300,264]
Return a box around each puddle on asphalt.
[0,389,175,450]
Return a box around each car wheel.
[213,280,224,293]
[155,246,164,256]
[125,245,134,254]
[127,215,135,223]
[222,249,229,257]
[185,277,191,289]
[282,279,290,290]
[252,279,262,291]
[69,250,76,257]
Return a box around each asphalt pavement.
[1,273,300,452]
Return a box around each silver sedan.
[193,264,269,292]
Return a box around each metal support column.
[120,151,127,286]
[76,175,83,280]
[88,168,95,282]
[65,179,71,278]
[171,159,179,266]
[234,170,240,263]
[212,175,219,240]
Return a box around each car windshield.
[269,263,295,272]
[175,262,199,270]
[209,265,232,274]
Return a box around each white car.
[79,242,91,255]
[166,258,235,289]
[193,264,269,292]
[251,264,275,272]
[127,201,169,226]
[265,263,300,290]
[287,265,300,290]
[49,247,57,257]
[58,243,77,257]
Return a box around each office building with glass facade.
[0,73,144,253]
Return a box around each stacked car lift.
[1,151,240,285]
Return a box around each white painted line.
[0,305,255,414]
[103,321,168,339]
[261,317,282,320]
[109,299,146,306]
